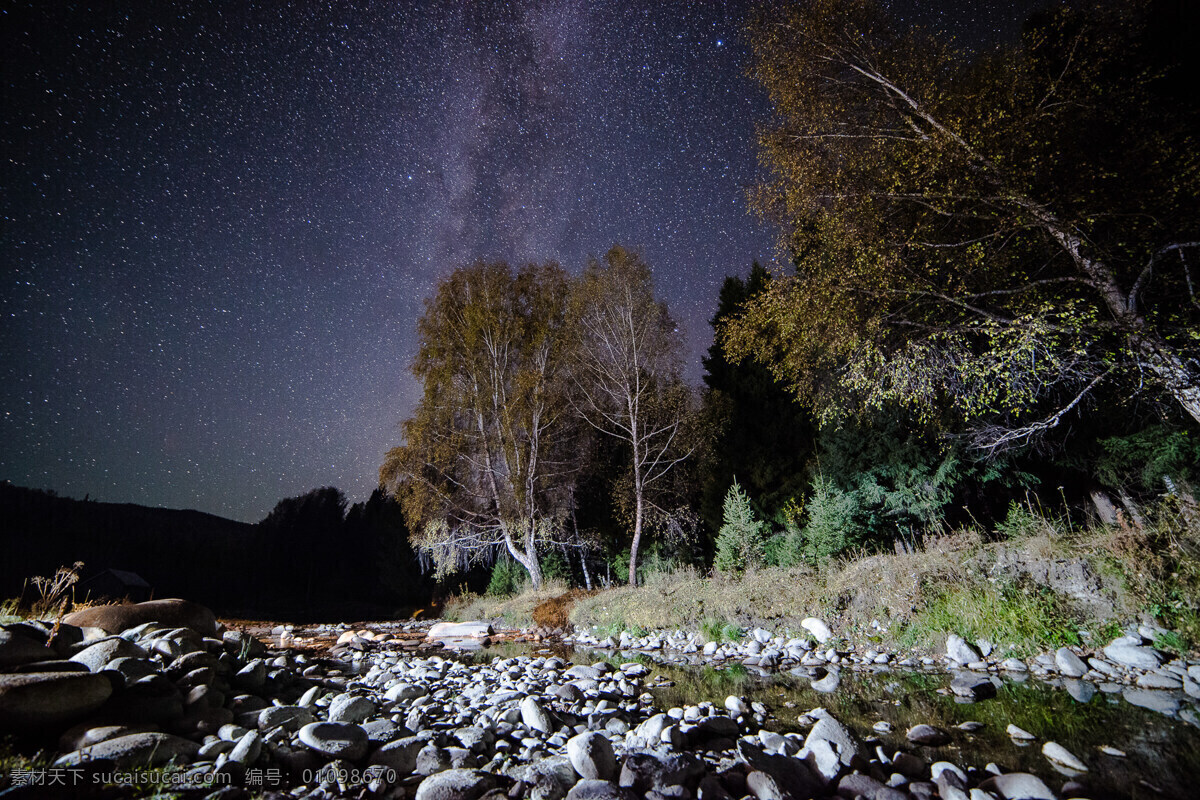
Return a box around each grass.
[897,579,1081,657]
[442,579,571,627]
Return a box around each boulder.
[1054,648,1087,678]
[63,599,220,637]
[69,638,148,672]
[567,731,617,781]
[979,773,1056,800]
[567,780,638,800]
[945,634,982,665]
[801,618,833,644]
[415,768,499,800]
[55,732,200,768]
[0,628,53,668]
[0,671,113,730]
[427,621,493,639]
[298,721,369,761]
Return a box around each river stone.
[1103,643,1162,670]
[799,713,860,781]
[55,732,200,768]
[521,695,554,734]
[0,671,113,730]
[259,704,313,732]
[370,735,426,773]
[1041,741,1086,772]
[567,731,617,780]
[69,637,149,671]
[508,756,576,800]
[950,672,997,700]
[801,618,833,644]
[63,599,219,637]
[981,772,1055,800]
[1136,672,1182,690]
[737,740,825,797]
[1054,648,1088,678]
[620,752,705,794]
[945,634,981,665]
[1122,688,1180,714]
[567,780,638,800]
[811,670,841,693]
[1006,724,1035,740]
[0,629,52,668]
[906,724,950,746]
[106,673,184,723]
[1001,658,1028,672]
[229,729,263,765]
[329,692,377,724]
[415,743,452,775]
[838,773,887,800]
[1062,679,1096,704]
[298,721,369,761]
[386,681,427,702]
[415,769,498,800]
[59,722,154,751]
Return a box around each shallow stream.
[462,641,1200,800]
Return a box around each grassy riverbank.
[446,504,1200,660]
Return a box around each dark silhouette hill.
[0,482,432,620]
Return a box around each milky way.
[2,1,1040,522]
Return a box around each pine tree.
[714,480,767,574]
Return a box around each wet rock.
[950,672,997,700]
[1042,741,1086,773]
[906,724,950,746]
[1122,688,1180,715]
[329,692,377,723]
[811,670,841,693]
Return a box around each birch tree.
[727,0,1200,451]
[569,246,691,586]
[380,261,576,587]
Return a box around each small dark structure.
[77,568,153,603]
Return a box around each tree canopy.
[726,0,1200,452]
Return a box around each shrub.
[486,556,526,597]
[540,550,571,584]
[714,480,768,573]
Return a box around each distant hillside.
[0,482,433,619]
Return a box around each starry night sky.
[2,1,1039,523]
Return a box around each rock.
[906,724,950,746]
[946,634,982,665]
[811,670,841,693]
[620,752,705,794]
[386,681,427,702]
[1122,688,1180,714]
[1054,648,1087,678]
[521,695,554,734]
[329,692,377,724]
[55,732,200,768]
[1098,745,1125,757]
[980,772,1056,800]
[567,731,617,781]
[509,756,576,800]
[1042,741,1086,773]
[258,704,313,732]
[370,735,426,773]
[567,780,638,800]
[1001,658,1028,672]
[738,740,825,797]
[59,723,152,751]
[950,672,997,700]
[1136,672,1182,690]
[0,628,53,668]
[1006,724,1036,740]
[799,714,861,782]
[415,743,452,775]
[298,721,369,761]
[63,599,220,637]
[1061,679,1096,704]
[427,622,494,639]
[746,769,787,800]
[414,769,498,800]
[69,638,149,671]
[801,618,833,644]
[0,671,113,730]
[836,772,886,800]
[229,729,263,765]
[1103,643,1162,670]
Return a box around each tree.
[701,263,813,535]
[569,245,691,586]
[259,487,347,609]
[714,480,768,574]
[380,261,577,588]
[728,0,1200,452]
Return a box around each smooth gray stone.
[906,724,950,746]
[329,692,377,724]
[1122,688,1180,715]
[567,779,638,800]
[298,721,369,761]
[69,638,148,672]
[1054,648,1087,678]
[980,772,1056,800]
[55,732,200,768]
[0,671,113,730]
[1103,644,1162,670]
[370,735,426,773]
[414,769,498,800]
[258,704,313,732]
[567,731,617,781]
